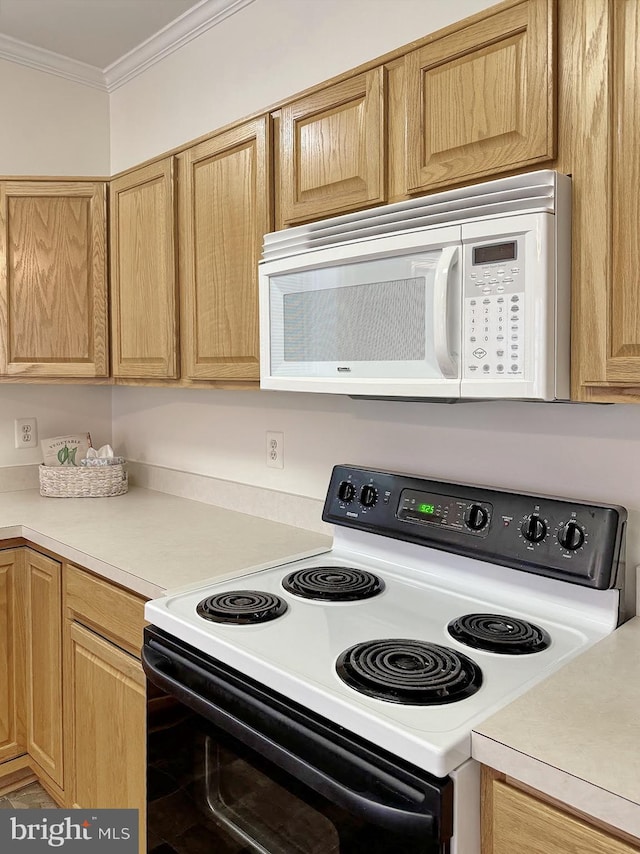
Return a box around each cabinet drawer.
[490,778,640,853]
[64,565,146,658]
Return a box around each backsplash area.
[2,384,638,583]
[0,464,39,493]
[0,385,112,469]
[127,461,328,535]
[112,386,640,570]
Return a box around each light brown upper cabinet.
[405,0,555,194]
[567,0,640,401]
[110,159,178,379]
[606,0,640,386]
[0,181,108,378]
[178,115,271,382]
[278,68,386,225]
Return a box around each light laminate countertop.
[0,487,332,599]
[472,616,640,839]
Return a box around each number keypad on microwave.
[464,292,525,378]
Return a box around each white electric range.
[143,465,629,854]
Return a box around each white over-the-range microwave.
[258,170,571,401]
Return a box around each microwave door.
[261,235,463,397]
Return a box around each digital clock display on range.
[418,503,436,515]
[397,489,450,527]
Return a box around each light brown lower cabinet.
[63,564,147,853]
[482,766,640,853]
[64,624,145,824]
[0,546,147,853]
[23,549,64,794]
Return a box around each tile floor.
[0,781,58,809]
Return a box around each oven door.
[143,626,453,854]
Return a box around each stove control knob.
[521,514,547,543]
[464,504,489,531]
[360,484,378,508]
[557,521,585,551]
[337,481,355,503]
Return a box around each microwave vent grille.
[262,170,563,262]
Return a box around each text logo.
[0,810,138,852]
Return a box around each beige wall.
[0,385,112,468]
[0,59,109,175]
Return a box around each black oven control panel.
[322,465,627,591]
[397,489,493,537]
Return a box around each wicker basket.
[39,463,128,498]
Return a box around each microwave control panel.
[462,237,525,381]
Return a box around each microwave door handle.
[433,246,459,378]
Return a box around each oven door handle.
[142,641,442,839]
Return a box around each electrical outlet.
[15,418,38,449]
[266,431,284,469]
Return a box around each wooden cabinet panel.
[179,116,271,381]
[483,769,640,854]
[65,622,145,846]
[0,550,25,763]
[0,181,108,377]
[111,159,178,379]
[24,549,63,788]
[64,564,146,657]
[568,0,640,398]
[605,0,640,383]
[279,68,385,224]
[406,0,555,193]
[555,0,611,397]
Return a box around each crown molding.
[0,33,106,91]
[104,0,257,92]
[0,0,257,94]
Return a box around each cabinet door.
[600,0,640,387]
[405,0,555,193]
[24,550,63,788]
[65,622,145,844]
[179,116,271,381]
[279,68,386,225]
[0,181,108,377]
[0,550,25,764]
[484,771,640,853]
[110,159,178,379]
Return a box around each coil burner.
[336,638,482,705]
[282,567,384,602]
[196,591,287,625]
[448,613,551,655]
